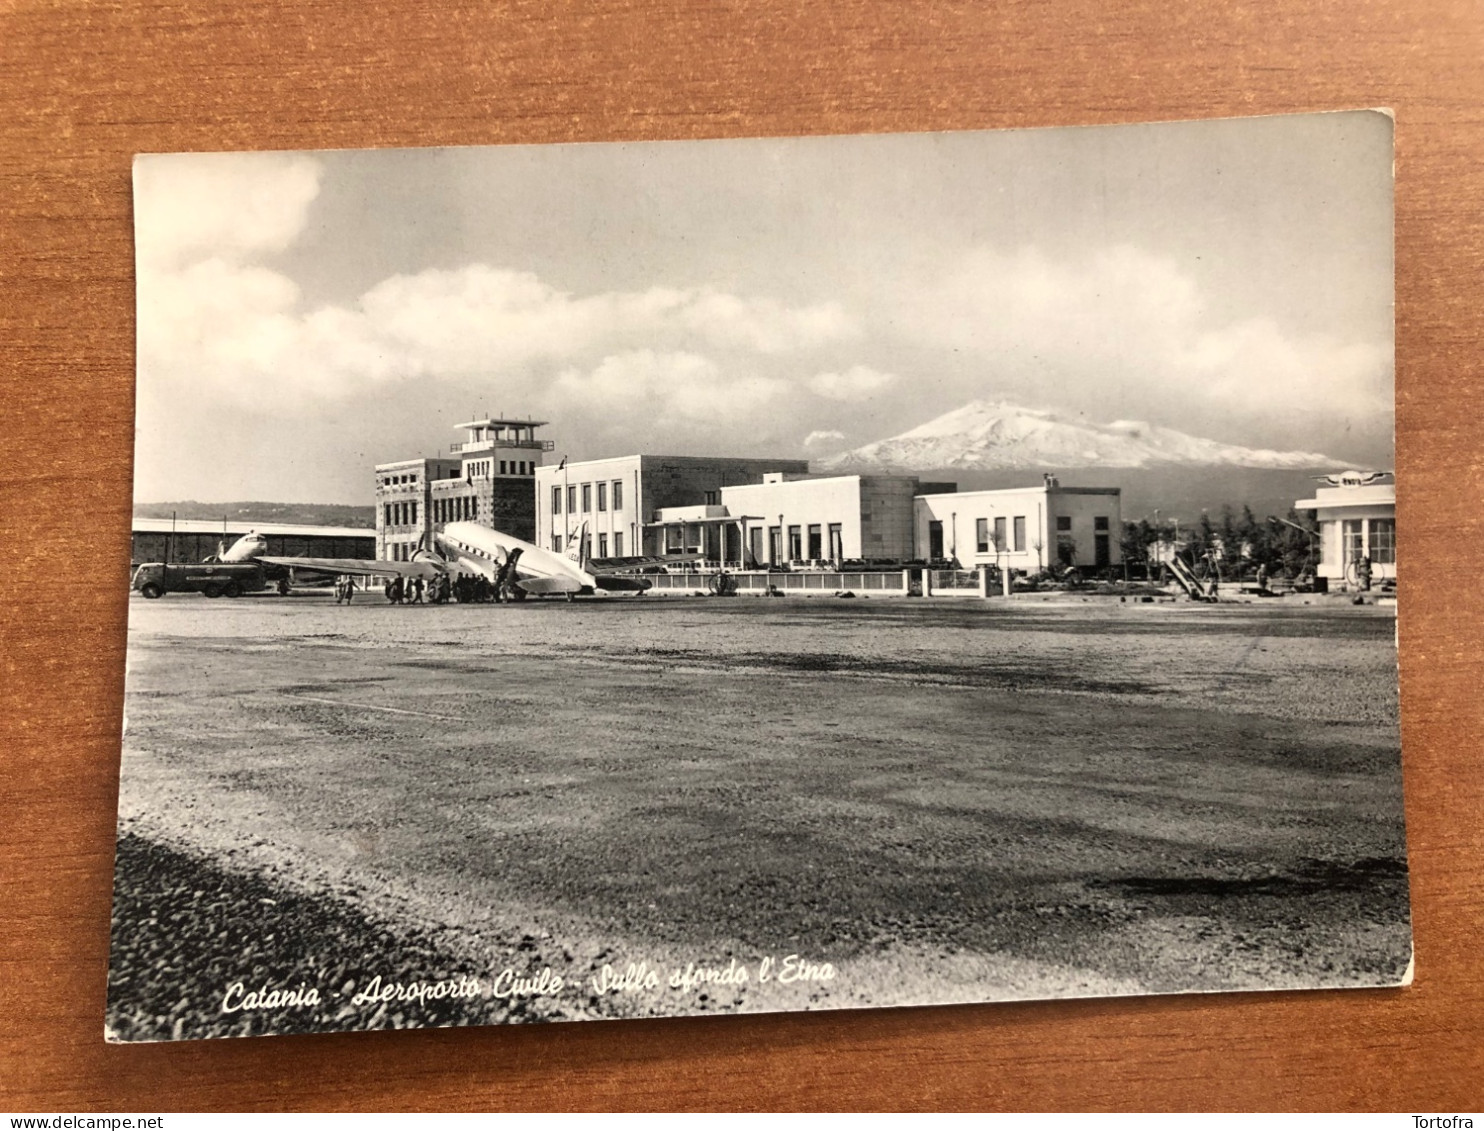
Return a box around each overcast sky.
[133,111,1394,504]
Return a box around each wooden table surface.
[3,0,1481,1112]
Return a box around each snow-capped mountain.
[816,400,1341,472]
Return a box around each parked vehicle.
[130,561,271,599]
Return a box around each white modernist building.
[534,454,810,562]
[912,478,1123,572]
[539,453,1123,574]
[719,473,940,566]
[1293,471,1396,587]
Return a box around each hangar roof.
[132,518,375,539]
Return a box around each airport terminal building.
[914,478,1124,572]
[534,454,811,562]
[375,418,552,560]
[715,473,956,567]
[535,452,1121,572]
[377,415,1123,574]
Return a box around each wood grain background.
[3,0,1481,1111]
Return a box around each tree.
[1219,505,1241,569]
[1122,518,1179,580]
[1270,508,1318,577]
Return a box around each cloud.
[134,152,323,271]
[132,152,1390,501]
[807,365,897,401]
[350,268,856,374]
[132,150,860,434]
[677,292,856,353]
[552,350,790,441]
[138,254,859,417]
[803,429,846,448]
[895,244,1393,429]
[1175,318,1392,419]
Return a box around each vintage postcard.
[111,112,1408,1041]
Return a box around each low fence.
[644,570,910,596]
[927,569,984,596]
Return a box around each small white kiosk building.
[1293,470,1396,588]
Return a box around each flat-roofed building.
[1293,471,1396,588]
[719,472,954,567]
[376,418,551,559]
[535,454,810,562]
[913,477,1122,572]
[131,518,375,568]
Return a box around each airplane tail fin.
[564,522,590,572]
[218,532,265,563]
[412,530,449,567]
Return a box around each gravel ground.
[107,832,559,1041]
[109,594,1410,1039]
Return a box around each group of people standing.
[375,573,511,604]
[451,574,509,603]
[380,574,438,604]
[333,557,522,606]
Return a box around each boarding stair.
[1165,555,1214,601]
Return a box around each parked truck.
[130,560,275,599]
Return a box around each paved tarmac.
[109,593,1410,1039]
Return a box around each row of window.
[384,501,418,527]
[553,531,625,557]
[466,459,535,478]
[380,472,419,487]
[386,497,487,527]
[977,516,1029,554]
[1342,518,1397,565]
[970,514,1109,554]
[553,480,624,515]
[385,542,419,562]
[434,497,480,523]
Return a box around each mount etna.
[815,400,1359,519]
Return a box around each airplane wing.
[257,556,440,579]
[588,552,706,572]
[512,574,584,596]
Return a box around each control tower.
[436,417,552,543]
[377,417,552,560]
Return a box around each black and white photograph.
[110,111,1409,1042]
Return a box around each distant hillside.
[134,501,376,529]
